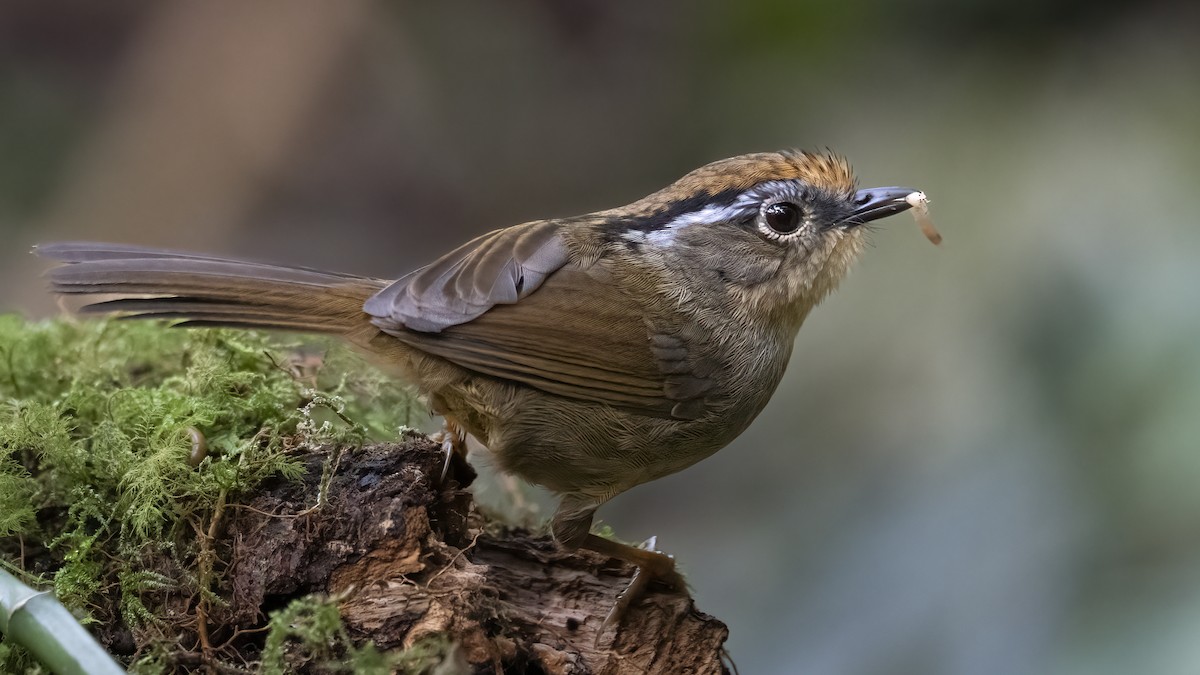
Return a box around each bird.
[37,149,925,638]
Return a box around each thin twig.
[427,530,482,586]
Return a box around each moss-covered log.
[0,317,728,673]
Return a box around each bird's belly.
[435,331,792,499]
[481,382,775,499]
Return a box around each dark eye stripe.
[608,187,744,235]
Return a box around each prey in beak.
[845,186,941,244]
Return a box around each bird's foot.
[584,534,686,646]
[429,419,467,484]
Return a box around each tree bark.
[220,434,729,674]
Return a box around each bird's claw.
[592,537,685,647]
[438,435,455,484]
[597,566,652,644]
[430,422,466,485]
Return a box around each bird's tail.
[37,242,387,339]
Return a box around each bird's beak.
[844,187,920,225]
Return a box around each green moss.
[0,640,41,675]
[0,315,418,667]
[261,594,394,675]
[0,458,33,538]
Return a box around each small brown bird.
[38,150,924,635]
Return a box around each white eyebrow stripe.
[621,180,805,247]
[640,202,750,245]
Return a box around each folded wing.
[364,222,714,419]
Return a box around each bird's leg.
[430,417,468,484]
[552,496,686,644]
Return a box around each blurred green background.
[2,1,1199,673]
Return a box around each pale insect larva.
[905,191,942,245]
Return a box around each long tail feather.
[37,242,387,336]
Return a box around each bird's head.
[594,150,920,329]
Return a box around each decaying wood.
[219,434,729,674]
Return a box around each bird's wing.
[365,221,715,420]
[364,220,570,333]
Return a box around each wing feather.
[364,220,569,332]
[362,221,713,419]
[390,266,694,417]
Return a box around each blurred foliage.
[0,73,88,220]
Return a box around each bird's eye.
[762,202,801,235]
